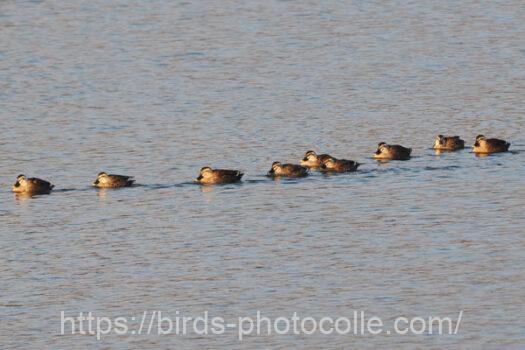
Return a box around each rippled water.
[1,0,524,348]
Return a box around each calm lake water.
[1,0,524,348]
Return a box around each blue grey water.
[1,0,524,348]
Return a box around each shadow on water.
[141,183,189,190]
[53,188,87,193]
[13,193,49,201]
[432,148,469,156]
[244,178,273,184]
[320,170,361,178]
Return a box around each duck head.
[434,135,445,147]
[474,135,486,147]
[375,142,389,156]
[197,167,213,182]
[300,150,318,166]
[12,174,26,191]
[93,172,108,186]
[268,161,282,175]
[321,157,336,170]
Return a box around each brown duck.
[196,167,243,184]
[12,174,54,194]
[268,162,308,177]
[472,135,510,154]
[373,142,412,160]
[320,157,360,172]
[93,172,135,188]
[433,135,465,151]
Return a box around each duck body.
[373,142,412,160]
[472,135,510,154]
[93,172,135,188]
[300,150,332,168]
[268,162,308,177]
[196,167,243,184]
[433,135,465,151]
[12,175,54,194]
[321,157,360,172]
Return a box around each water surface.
[1,0,524,348]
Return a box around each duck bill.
[196,175,203,182]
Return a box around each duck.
[93,172,135,188]
[268,161,308,177]
[12,174,54,194]
[196,167,243,184]
[433,135,465,151]
[300,150,332,168]
[320,156,360,172]
[373,142,412,160]
[472,135,510,154]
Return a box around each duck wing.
[389,145,411,159]
[346,159,360,168]
[338,159,360,171]
[28,177,53,189]
[284,164,308,176]
[109,174,134,180]
[215,169,244,180]
[487,138,510,147]
[318,154,332,162]
[401,146,412,155]
[109,174,135,186]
